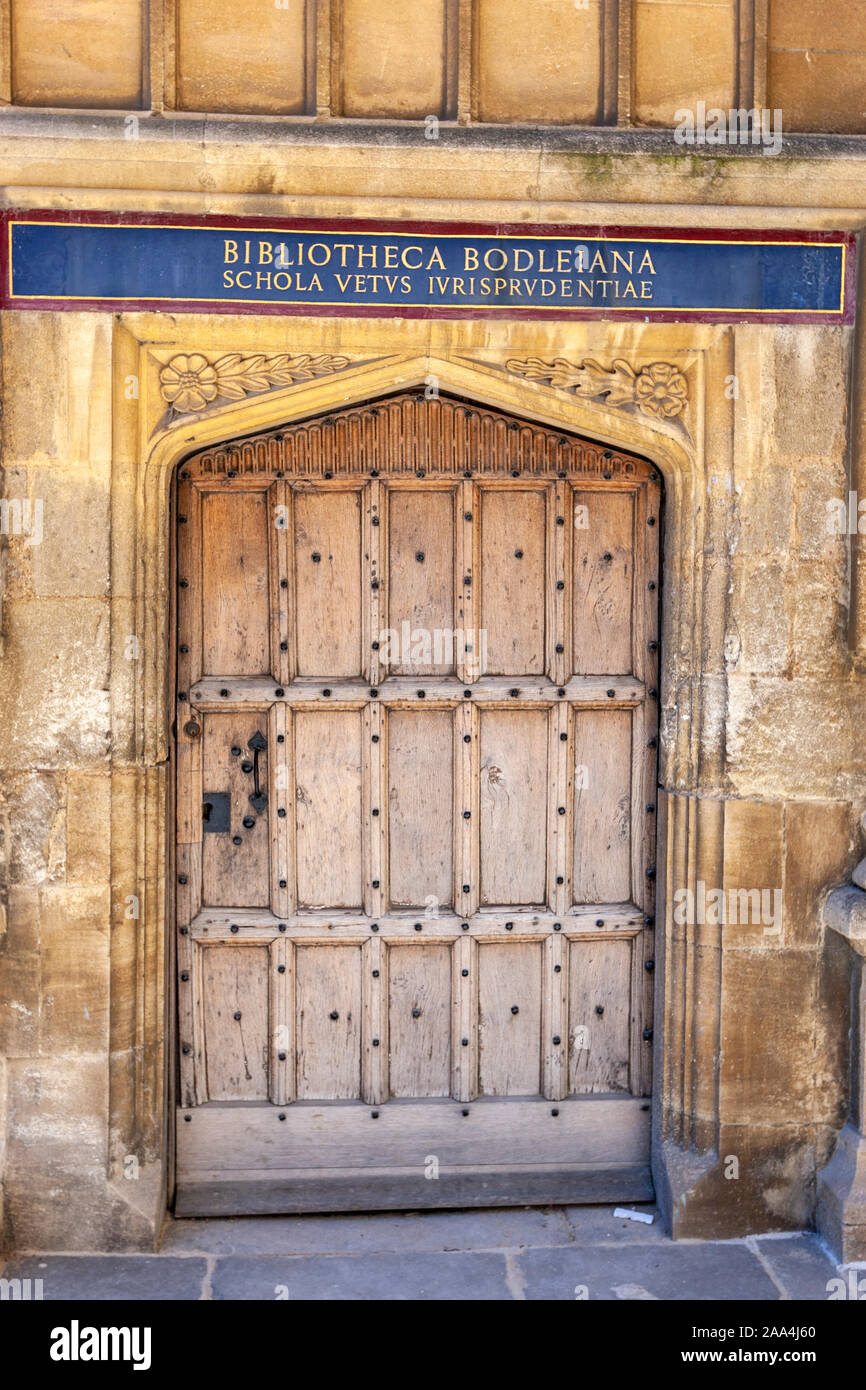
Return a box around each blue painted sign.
[1,214,853,322]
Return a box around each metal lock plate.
[202,792,231,833]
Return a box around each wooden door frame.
[109,328,734,1242]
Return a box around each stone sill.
[825,885,866,954]
[2,108,866,162]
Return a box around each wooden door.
[174,392,660,1215]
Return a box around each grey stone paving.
[0,1205,856,1300]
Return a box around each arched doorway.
[172,390,661,1214]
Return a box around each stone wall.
[0,303,862,1250]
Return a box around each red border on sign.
[0,209,856,324]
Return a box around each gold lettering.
[224,240,238,264]
[464,246,479,271]
[403,245,423,269]
[611,250,634,274]
[638,250,657,275]
[640,279,654,299]
[384,246,399,269]
[308,242,331,266]
[357,245,377,268]
[259,241,273,265]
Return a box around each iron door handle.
[247,730,268,812]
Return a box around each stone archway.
[108,338,731,1245]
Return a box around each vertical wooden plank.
[362,935,388,1104]
[202,945,270,1100]
[177,843,200,1107]
[296,944,362,1099]
[547,702,570,917]
[294,489,362,678]
[635,473,661,1094]
[176,716,202,847]
[387,709,453,910]
[542,930,568,1100]
[270,480,291,686]
[548,480,569,685]
[388,944,452,1097]
[573,709,633,905]
[364,478,382,686]
[480,488,546,674]
[478,941,543,1096]
[451,934,478,1101]
[177,479,202,696]
[294,710,363,909]
[480,709,548,906]
[269,936,292,1106]
[269,702,290,921]
[364,699,385,919]
[454,697,478,919]
[568,938,632,1094]
[192,935,208,1104]
[456,480,479,683]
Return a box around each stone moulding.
[157,351,352,422]
[505,356,689,426]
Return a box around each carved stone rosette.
[158,351,352,419]
[506,356,689,422]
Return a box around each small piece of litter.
[613,1207,654,1225]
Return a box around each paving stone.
[751,1235,844,1301]
[0,1255,207,1301]
[210,1251,511,1300]
[517,1240,779,1301]
[164,1205,573,1256]
[565,1204,665,1244]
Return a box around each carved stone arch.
[111,345,723,1244]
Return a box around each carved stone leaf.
[505,354,687,423]
[158,350,353,418]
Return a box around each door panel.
[174,392,660,1214]
[296,944,363,1099]
[572,708,633,904]
[480,488,546,674]
[294,710,363,909]
[387,488,456,674]
[478,941,544,1096]
[294,489,363,677]
[572,488,634,676]
[201,491,271,676]
[479,708,548,906]
[387,708,453,909]
[202,945,270,1101]
[201,711,271,907]
[387,944,452,1097]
